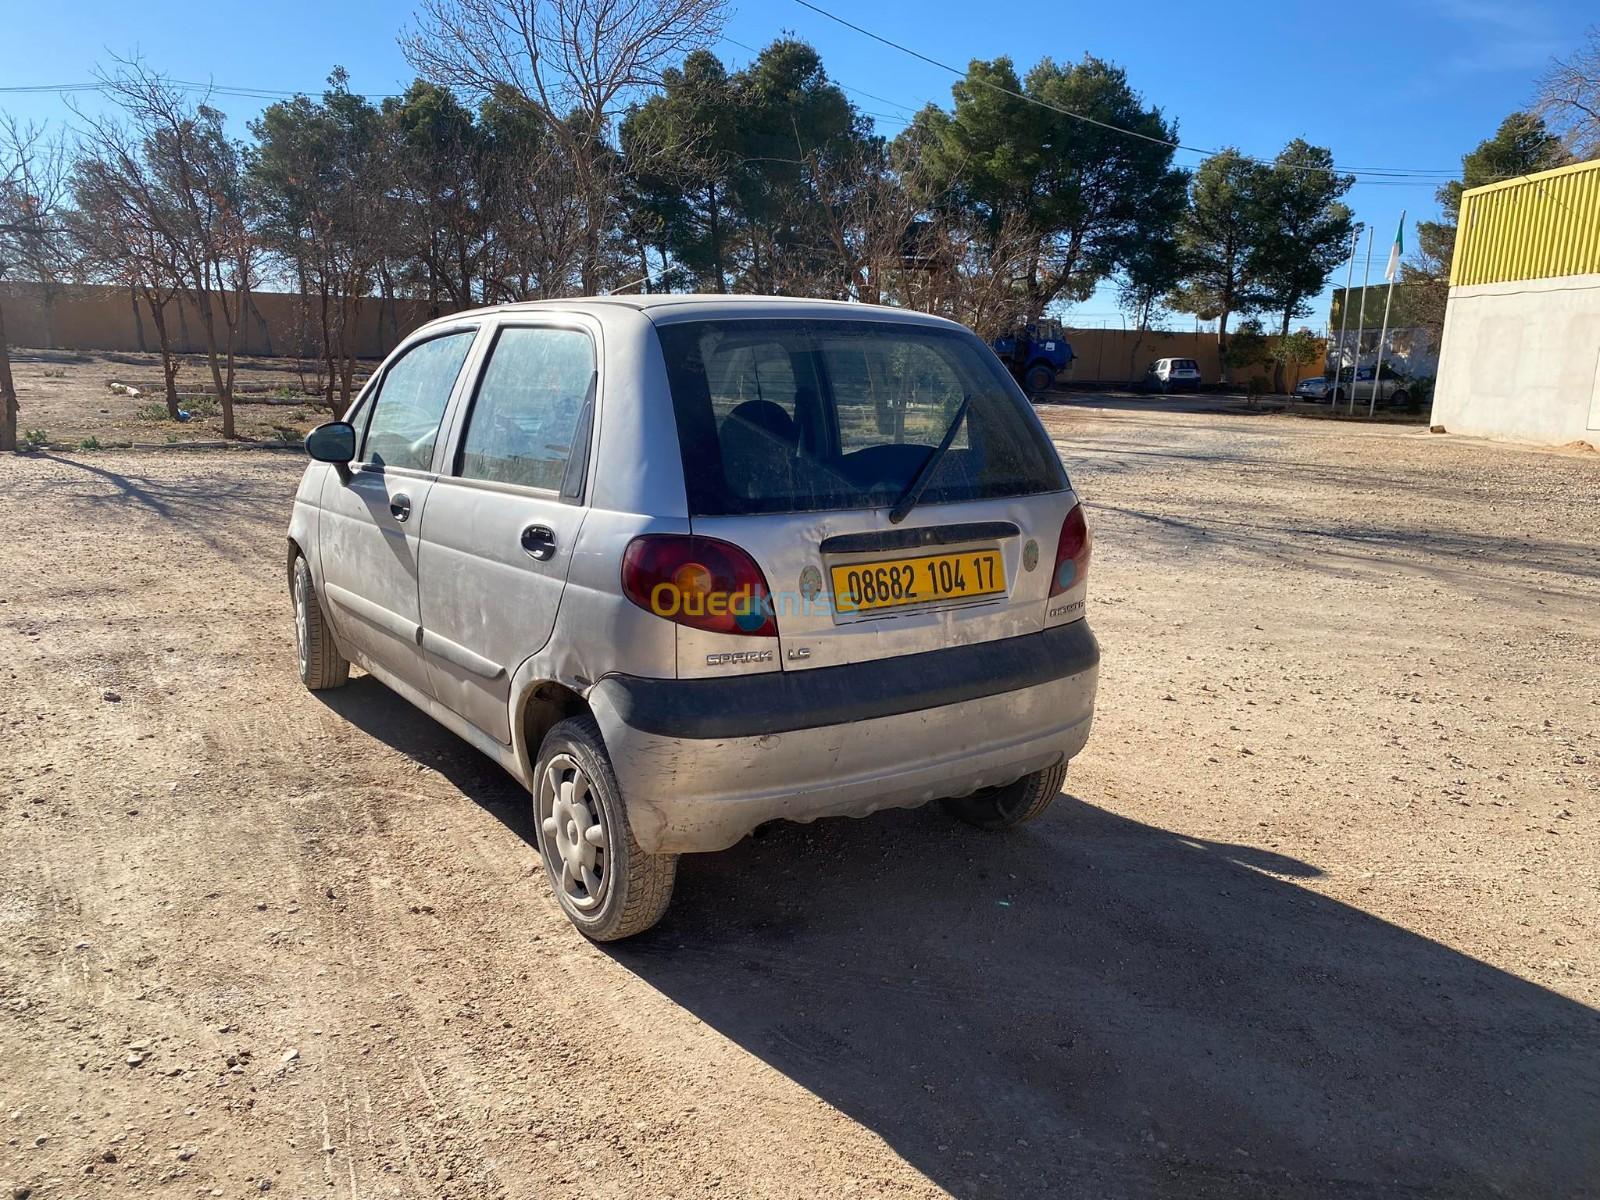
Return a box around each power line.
[0,79,403,102]
[0,42,1489,191]
[789,0,1463,182]
[717,35,922,122]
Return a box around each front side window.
[658,319,1066,517]
[362,330,477,471]
[457,327,595,491]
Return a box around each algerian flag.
[1385,212,1407,282]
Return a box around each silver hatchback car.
[288,296,1099,939]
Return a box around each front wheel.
[1390,389,1411,409]
[1024,364,1055,394]
[292,554,349,691]
[534,716,677,941]
[941,762,1067,830]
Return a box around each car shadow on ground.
[319,677,1600,1200]
[616,805,1600,1200]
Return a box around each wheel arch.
[286,536,305,589]
[513,679,592,786]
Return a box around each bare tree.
[402,0,729,293]
[71,128,189,417]
[477,92,595,299]
[85,60,258,438]
[0,117,76,452]
[1536,27,1600,160]
[885,204,1040,342]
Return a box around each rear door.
[657,318,1074,675]
[416,320,598,743]
[318,326,480,696]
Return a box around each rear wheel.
[941,762,1067,831]
[1390,388,1411,409]
[533,716,677,941]
[292,554,349,691]
[1024,363,1055,394]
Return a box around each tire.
[292,553,350,691]
[533,715,677,941]
[1330,387,1345,405]
[1390,389,1410,409]
[1024,364,1055,394]
[941,761,1068,831]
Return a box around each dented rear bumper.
[590,622,1099,853]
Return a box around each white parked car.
[1143,357,1204,393]
[288,296,1100,939]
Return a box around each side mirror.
[306,421,356,466]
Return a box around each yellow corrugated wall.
[1451,158,1600,287]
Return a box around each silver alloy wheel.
[538,753,609,911]
[293,565,311,679]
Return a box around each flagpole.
[1369,211,1407,418]
[1348,225,1375,415]
[1330,224,1359,407]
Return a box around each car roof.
[419,293,971,333]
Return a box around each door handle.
[521,524,557,561]
[390,493,412,522]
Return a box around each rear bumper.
[590,621,1099,853]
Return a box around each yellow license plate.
[830,549,1006,615]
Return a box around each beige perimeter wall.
[2,282,1323,392]
[0,281,446,360]
[1061,327,1324,390]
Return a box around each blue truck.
[992,319,1074,394]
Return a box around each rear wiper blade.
[888,392,973,525]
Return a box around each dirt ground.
[1,406,1597,1200]
[5,349,350,447]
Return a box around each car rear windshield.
[1174,359,1199,371]
[656,318,1067,516]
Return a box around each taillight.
[1050,503,1091,596]
[621,535,778,637]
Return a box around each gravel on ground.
[1,406,1596,1199]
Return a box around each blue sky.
[3,0,1592,326]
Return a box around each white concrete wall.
[1430,273,1600,445]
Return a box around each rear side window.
[363,331,476,471]
[457,326,594,491]
[657,319,1066,516]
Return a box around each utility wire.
[790,0,1462,181]
[718,31,1439,185]
[0,79,403,101]
[0,36,1527,194]
[717,35,922,121]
